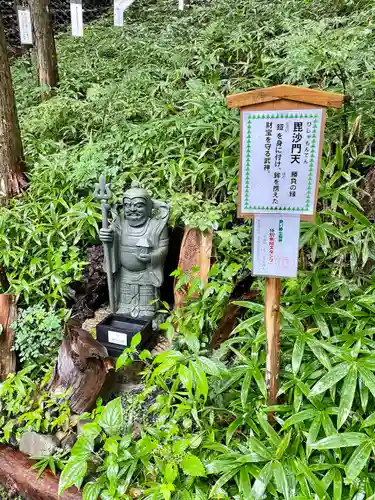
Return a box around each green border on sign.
[244,112,319,212]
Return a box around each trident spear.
[94,175,116,313]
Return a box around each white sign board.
[252,214,300,278]
[17,8,33,45]
[70,0,84,37]
[114,0,135,26]
[108,330,128,346]
[240,109,323,216]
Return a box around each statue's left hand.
[135,253,151,263]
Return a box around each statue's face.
[124,196,150,227]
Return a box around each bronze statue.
[95,176,169,319]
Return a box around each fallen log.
[48,324,112,414]
[0,445,81,500]
[0,293,16,380]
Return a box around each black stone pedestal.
[96,314,152,358]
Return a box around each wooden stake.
[264,277,281,422]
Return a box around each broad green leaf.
[80,422,101,440]
[337,364,357,429]
[198,356,226,377]
[82,481,102,500]
[256,413,281,447]
[181,455,206,477]
[253,365,267,399]
[59,458,87,495]
[98,398,123,435]
[359,377,369,412]
[292,334,305,375]
[362,412,375,428]
[115,350,132,370]
[172,438,190,455]
[306,415,321,458]
[104,436,119,455]
[313,312,330,338]
[106,459,119,485]
[333,469,342,500]
[130,332,142,348]
[281,409,318,430]
[252,462,273,500]
[226,417,243,445]
[179,364,193,393]
[191,361,208,402]
[296,460,326,498]
[239,466,252,499]
[273,461,289,500]
[358,366,375,398]
[276,430,291,459]
[248,436,273,460]
[136,436,158,456]
[70,437,93,460]
[209,467,240,498]
[241,370,252,409]
[345,441,372,482]
[310,362,349,396]
[312,432,370,449]
[165,463,178,484]
[340,203,371,227]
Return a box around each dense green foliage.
[2,0,375,497]
[12,306,65,363]
[3,0,375,304]
[0,365,71,444]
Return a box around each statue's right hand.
[99,228,114,243]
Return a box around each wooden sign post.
[226,85,344,416]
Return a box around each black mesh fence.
[1,0,112,51]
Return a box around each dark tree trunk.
[0,16,27,199]
[29,0,59,98]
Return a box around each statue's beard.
[126,212,148,227]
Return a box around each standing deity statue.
[98,180,169,319]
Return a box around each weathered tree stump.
[174,227,213,308]
[48,325,111,414]
[0,445,81,500]
[0,294,16,380]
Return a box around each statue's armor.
[120,221,151,278]
[106,210,169,319]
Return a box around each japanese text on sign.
[241,109,323,215]
[252,214,300,278]
[17,8,33,45]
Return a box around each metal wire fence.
[1,0,112,50]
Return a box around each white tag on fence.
[114,0,135,26]
[17,8,33,45]
[70,0,84,37]
[252,214,300,278]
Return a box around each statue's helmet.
[123,181,152,215]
